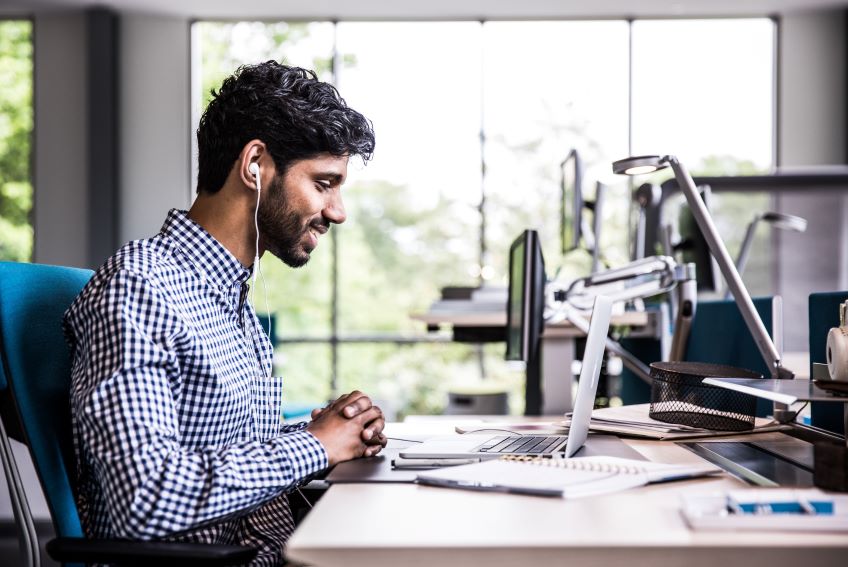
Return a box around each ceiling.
[5,0,848,19]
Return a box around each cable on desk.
[459,428,532,436]
[387,437,424,443]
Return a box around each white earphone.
[247,161,272,338]
[249,163,262,289]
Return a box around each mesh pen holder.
[649,361,761,431]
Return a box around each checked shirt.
[64,209,327,565]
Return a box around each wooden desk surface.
[286,433,847,567]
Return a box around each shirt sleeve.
[68,269,328,539]
[281,421,309,434]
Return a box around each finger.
[364,432,387,448]
[341,393,372,418]
[352,406,382,428]
[363,410,385,432]
[311,407,323,420]
[326,391,355,410]
[364,445,383,457]
[362,418,385,443]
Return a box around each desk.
[413,305,662,415]
[287,431,846,567]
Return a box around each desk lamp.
[725,211,807,300]
[613,155,794,383]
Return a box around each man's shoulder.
[69,235,182,312]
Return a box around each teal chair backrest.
[809,291,848,435]
[0,262,94,539]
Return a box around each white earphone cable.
[251,166,273,338]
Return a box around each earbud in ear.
[249,163,260,177]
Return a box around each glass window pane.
[662,190,772,297]
[0,20,33,262]
[274,342,333,405]
[336,342,525,420]
[335,22,483,333]
[631,19,775,171]
[632,19,775,298]
[193,21,336,336]
[483,21,631,280]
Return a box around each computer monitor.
[560,150,583,255]
[582,181,607,274]
[506,229,546,362]
[676,186,720,292]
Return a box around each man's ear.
[238,139,268,192]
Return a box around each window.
[632,19,775,296]
[0,19,33,262]
[193,18,775,416]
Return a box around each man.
[64,61,385,565]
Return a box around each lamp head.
[613,155,669,176]
[760,211,807,233]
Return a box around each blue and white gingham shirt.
[64,209,328,565]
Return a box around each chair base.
[47,537,257,567]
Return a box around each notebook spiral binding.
[500,455,645,474]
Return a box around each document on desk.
[588,404,786,440]
[415,456,721,498]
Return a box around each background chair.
[0,261,256,566]
[809,291,848,436]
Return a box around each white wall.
[33,13,88,268]
[119,14,192,243]
[779,11,846,166]
[776,9,848,351]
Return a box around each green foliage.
[338,179,476,332]
[0,20,33,261]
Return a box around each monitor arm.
[553,255,679,311]
[546,255,698,384]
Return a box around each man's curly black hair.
[196,61,375,194]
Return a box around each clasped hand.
[305,390,387,466]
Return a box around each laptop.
[400,295,613,460]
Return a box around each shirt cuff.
[277,429,329,481]
[280,421,309,434]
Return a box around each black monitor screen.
[506,229,546,362]
[560,150,583,254]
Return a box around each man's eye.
[316,181,331,191]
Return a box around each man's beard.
[256,175,324,268]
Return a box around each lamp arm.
[663,155,787,378]
[735,217,761,275]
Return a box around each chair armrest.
[46,536,258,566]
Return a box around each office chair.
[809,291,848,436]
[0,261,257,566]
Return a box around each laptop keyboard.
[474,435,567,455]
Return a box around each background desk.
[287,432,846,567]
[413,306,661,415]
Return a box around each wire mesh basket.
[649,361,761,431]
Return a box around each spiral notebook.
[415,455,722,498]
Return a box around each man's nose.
[324,193,346,225]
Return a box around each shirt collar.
[160,209,252,287]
